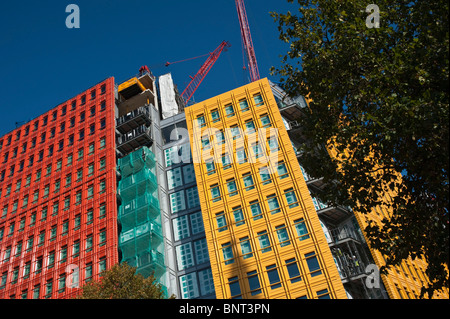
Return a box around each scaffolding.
[117,147,166,285]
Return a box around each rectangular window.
[232,206,245,226]
[267,194,281,215]
[222,242,234,265]
[284,188,299,208]
[236,148,247,164]
[276,224,291,247]
[277,161,289,179]
[216,211,228,232]
[242,173,254,191]
[215,129,225,145]
[228,276,241,299]
[239,236,253,259]
[224,104,235,117]
[221,154,231,170]
[257,230,271,253]
[250,200,263,220]
[226,179,238,197]
[230,125,242,140]
[285,258,302,283]
[211,109,220,123]
[259,166,271,185]
[305,252,322,277]
[205,160,216,175]
[260,114,272,128]
[252,143,263,159]
[254,93,264,107]
[317,288,330,299]
[239,99,249,112]
[266,264,281,289]
[294,218,310,241]
[245,120,256,133]
[197,115,206,128]
[210,184,221,202]
[247,271,262,296]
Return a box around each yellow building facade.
[185,78,347,299]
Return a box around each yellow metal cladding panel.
[185,78,347,299]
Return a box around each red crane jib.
[181,41,231,105]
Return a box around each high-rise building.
[185,78,348,299]
[0,78,118,299]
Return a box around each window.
[252,142,263,159]
[305,252,322,277]
[173,215,190,241]
[294,219,311,243]
[284,188,299,208]
[210,184,221,202]
[266,264,281,289]
[239,236,253,259]
[285,258,302,283]
[179,273,199,299]
[232,206,245,226]
[267,194,281,215]
[242,173,254,191]
[239,99,249,112]
[211,109,220,123]
[268,135,279,152]
[277,161,289,179]
[167,167,183,190]
[194,238,209,264]
[216,211,228,232]
[247,271,262,296]
[230,125,242,140]
[236,148,247,164]
[197,115,206,128]
[257,230,272,253]
[176,242,194,270]
[190,212,204,234]
[85,263,93,283]
[226,179,238,197]
[245,120,256,133]
[201,135,210,150]
[276,224,291,247]
[186,186,200,208]
[250,200,263,220]
[317,288,330,299]
[205,160,216,175]
[228,276,242,299]
[215,130,225,145]
[222,242,234,265]
[224,104,235,117]
[253,93,264,107]
[260,114,272,128]
[221,154,231,169]
[259,166,271,185]
[170,190,186,213]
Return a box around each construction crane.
[180,40,231,105]
[235,0,260,82]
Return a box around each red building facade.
[0,77,118,298]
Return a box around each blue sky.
[0,0,295,136]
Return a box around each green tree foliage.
[76,263,175,299]
[271,0,448,298]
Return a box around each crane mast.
[235,0,260,82]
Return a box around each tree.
[271,0,448,298]
[76,263,175,299]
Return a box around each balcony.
[116,125,152,156]
[116,106,151,134]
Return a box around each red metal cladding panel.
[0,77,118,299]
